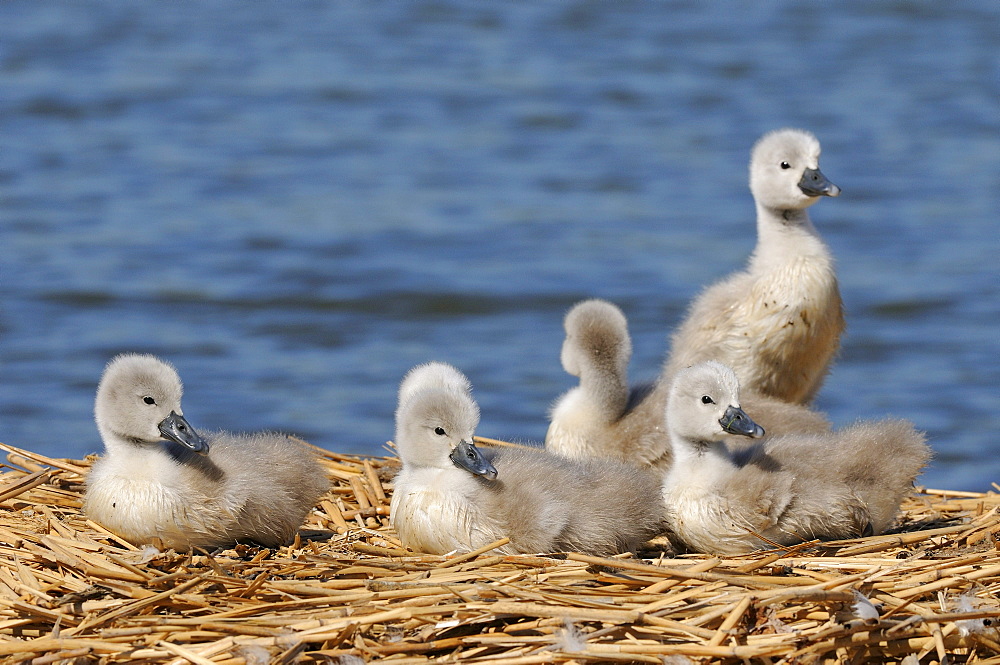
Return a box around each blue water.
[1,2,997,491]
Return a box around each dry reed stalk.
[0,439,997,664]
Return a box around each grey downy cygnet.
[391,361,666,556]
[546,299,831,470]
[664,128,844,405]
[84,353,330,550]
[661,361,930,555]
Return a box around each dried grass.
[1,437,998,664]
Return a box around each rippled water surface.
[1,2,998,490]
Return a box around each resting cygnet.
[546,299,831,470]
[545,299,657,462]
[665,128,844,405]
[83,354,330,550]
[391,362,666,556]
[662,362,930,555]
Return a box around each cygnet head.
[395,362,497,480]
[94,353,208,454]
[749,128,840,212]
[397,361,472,408]
[560,299,631,378]
[668,361,765,443]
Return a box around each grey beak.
[450,440,498,480]
[798,167,840,197]
[158,411,209,455]
[720,405,765,439]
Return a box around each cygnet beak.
[450,440,498,480]
[158,411,210,455]
[798,167,840,197]
[719,405,765,438]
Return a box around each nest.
[1,438,998,665]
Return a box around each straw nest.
[1,439,998,665]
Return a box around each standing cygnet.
[391,362,666,556]
[665,128,844,405]
[546,299,831,470]
[662,362,930,555]
[84,354,330,550]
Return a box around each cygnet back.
[189,430,331,546]
[759,419,930,535]
[478,444,666,556]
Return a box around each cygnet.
[83,354,329,550]
[546,299,659,464]
[665,128,844,404]
[662,361,930,555]
[391,362,666,556]
[546,299,831,470]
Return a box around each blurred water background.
[1,1,997,491]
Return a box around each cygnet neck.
[672,434,730,462]
[580,364,629,416]
[668,433,737,488]
[749,202,829,272]
[98,423,156,455]
[98,421,196,462]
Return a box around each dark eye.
[780,161,791,170]
[434,427,446,436]
[143,396,156,405]
[701,395,714,404]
